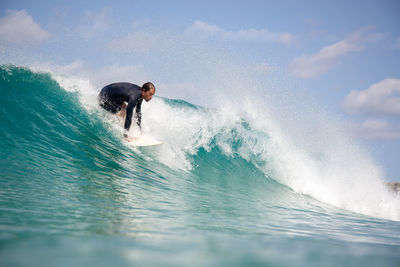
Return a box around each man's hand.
[124,133,132,142]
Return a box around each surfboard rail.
[126,135,163,147]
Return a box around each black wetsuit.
[98,82,143,131]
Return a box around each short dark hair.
[142,82,155,92]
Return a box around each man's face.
[142,88,155,102]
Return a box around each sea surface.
[1,65,400,266]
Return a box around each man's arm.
[124,95,139,133]
[135,100,142,130]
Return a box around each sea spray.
[15,62,399,221]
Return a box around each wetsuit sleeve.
[135,101,142,130]
[124,95,139,131]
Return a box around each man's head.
[141,82,156,102]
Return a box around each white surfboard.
[127,135,163,147]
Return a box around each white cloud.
[289,31,363,79]
[349,119,400,140]
[0,10,49,44]
[188,20,221,36]
[343,78,400,116]
[187,20,295,45]
[364,32,387,43]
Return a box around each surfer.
[98,82,156,140]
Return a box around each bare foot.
[125,136,137,142]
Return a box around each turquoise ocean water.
[1,65,400,266]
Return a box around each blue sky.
[1,0,399,180]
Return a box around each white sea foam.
[146,94,400,221]
[30,56,400,221]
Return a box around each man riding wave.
[98,82,156,140]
